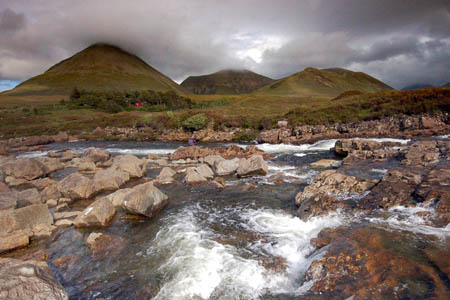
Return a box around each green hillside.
[255,67,393,97]
[1,43,187,98]
[181,69,274,94]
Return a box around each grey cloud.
[0,8,25,32]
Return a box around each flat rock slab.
[310,159,342,169]
[0,204,53,235]
[73,198,116,227]
[0,231,29,253]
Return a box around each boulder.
[1,158,50,181]
[196,164,215,179]
[334,139,402,157]
[17,188,42,207]
[185,167,208,184]
[112,155,146,178]
[0,231,29,253]
[73,198,116,227]
[82,147,110,163]
[0,191,17,211]
[93,168,130,193]
[0,258,69,300]
[310,159,342,169]
[60,149,79,162]
[75,160,96,172]
[0,182,9,192]
[203,155,225,168]
[30,178,57,190]
[85,232,126,259]
[41,184,62,202]
[156,167,177,184]
[121,182,168,217]
[236,155,268,177]
[35,157,64,173]
[0,204,53,235]
[215,158,240,176]
[104,188,133,208]
[31,223,57,239]
[53,211,81,221]
[57,173,95,200]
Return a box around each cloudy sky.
[0,0,449,91]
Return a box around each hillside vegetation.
[256,67,392,97]
[181,69,274,94]
[0,44,187,99]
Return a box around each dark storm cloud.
[0,0,448,89]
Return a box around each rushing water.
[18,137,449,299]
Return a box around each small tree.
[182,113,208,131]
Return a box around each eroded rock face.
[1,158,50,181]
[0,258,69,300]
[82,147,111,163]
[73,198,116,227]
[112,155,146,178]
[295,170,378,220]
[236,155,268,177]
[57,173,95,200]
[121,182,168,217]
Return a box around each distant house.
[133,102,143,107]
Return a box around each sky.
[0,0,449,91]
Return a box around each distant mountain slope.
[181,69,274,94]
[401,83,435,91]
[2,43,187,97]
[255,67,393,97]
[441,83,450,88]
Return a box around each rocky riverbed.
[0,135,449,299]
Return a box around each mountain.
[441,83,450,88]
[1,43,187,98]
[181,69,274,94]
[255,67,393,97]
[401,83,435,91]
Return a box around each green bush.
[182,113,208,131]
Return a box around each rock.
[0,231,29,253]
[203,155,225,168]
[60,149,78,162]
[0,182,9,192]
[112,154,146,178]
[277,120,288,127]
[156,167,177,184]
[17,188,42,207]
[4,176,28,187]
[150,159,168,166]
[334,139,402,157]
[236,155,268,177]
[310,159,342,169]
[57,173,95,200]
[121,182,168,217]
[215,158,240,176]
[170,145,268,161]
[0,204,53,235]
[93,168,130,193]
[41,185,62,202]
[0,191,17,210]
[76,160,96,172]
[0,258,69,300]
[46,199,57,208]
[85,232,126,259]
[196,164,215,179]
[1,158,50,181]
[104,188,133,208]
[53,211,81,221]
[82,147,110,163]
[185,167,208,184]
[30,178,57,190]
[31,223,57,239]
[55,219,73,227]
[58,198,72,204]
[35,157,64,173]
[73,198,116,228]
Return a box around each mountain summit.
[181,69,274,94]
[255,67,393,97]
[3,43,186,97]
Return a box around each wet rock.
[0,230,29,253]
[112,154,146,178]
[310,159,342,169]
[215,158,240,176]
[156,167,176,184]
[0,191,17,210]
[86,232,126,259]
[170,145,268,161]
[1,158,50,181]
[334,139,403,157]
[57,172,95,200]
[82,147,111,163]
[295,170,378,219]
[236,155,268,177]
[0,258,69,300]
[403,141,441,166]
[185,167,208,184]
[93,168,130,193]
[0,204,53,235]
[121,182,168,217]
[17,188,42,207]
[73,198,116,228]
[104,188,132,208]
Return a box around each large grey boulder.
[112,155,146,178]
[236,155,268,177]
[0,258,69,300]
[121,182,168,217]
[203,155,225,168]
[1,158,50,181]
[196,164,214,179]
[185,167,208,184]
[82,147,111,163]
[215,158,240,176]
[57,172,95,200]
[93,168,130,193]
[73,197,116,228]
[156,167,177,184]
[0,204,53,235]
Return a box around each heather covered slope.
[181,69,274,94]
[255,67,393,97]
[1,44,187,98]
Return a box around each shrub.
[182,113,208,131]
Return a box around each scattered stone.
[60,149,79,162]
[30,178,57,190]
[58,197,72,204]
[203,155,225,168]
[0,231,29,253]
[57,172,95,200]
[121,182,168,217]
[35,157,64,173]
[73,198,116,227]
[0,258,69,300]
